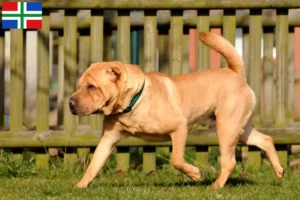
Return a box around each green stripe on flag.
[21,2,23,29]
[2,14,42,17]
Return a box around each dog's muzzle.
[69,98,77,115]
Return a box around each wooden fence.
[0,0,300,173]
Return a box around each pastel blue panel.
[26,2,42,11]
[2,20,18,29]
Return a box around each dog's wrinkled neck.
[123,80,145,113]
[109,64,146,115]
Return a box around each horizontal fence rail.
[1,128,300,147]
[1,10,300,30]
[0,0,300,9]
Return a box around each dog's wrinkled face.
[69,62,123,116]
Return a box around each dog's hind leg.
[239,121,284,179]
[212,94,251,188]
[170,126,201,181]
[212,121,240,188]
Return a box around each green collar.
[123,81,145,113]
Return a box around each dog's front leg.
[75,130,124,188]
[170,127,201,181]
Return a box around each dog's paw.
[207,184,218,190]
[274,165,284,179]
[75,182,88,189]
[187,167,201,181]
[208,182,223,190]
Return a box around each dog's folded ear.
[106,66,121,80]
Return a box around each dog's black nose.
[69,98,77,115]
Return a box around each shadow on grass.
[91,177,255,188]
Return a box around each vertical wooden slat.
[64,151,77,166]
[210,28,222,69]
[36,10,51,169]
[222,9,236,68]
[247,146,261,170]
[63,10,77,131]
[275,9,289,127]
[63,10,78,165]
[77,147,90,167]
[35,153,49,170]
[197,9,210,71]
[277,145,288,169]
[241,146,248,162]
[78,29,90,125]
[287,27,295,122]
[36,11,50,131]
[57,30,64,126]
[262,27,275,125]
[49,31,54,81]
[248,9,262,126]
[241,29,250,161]
[157,146,170,165]
[242,27,249,79]
[118,10,131,63]
[170,10,183,76]
[116,10,131,172]
[143,146,156,173]
[10,30,24,131]
[169,10,183,168]
[0,31,4,127]
[90,10,104,131]
[144,10,157,73]
[196,9,210,165]
[142,10,157,172]
[195,146,208,167]
[77,29,91,163]
[169,147,175,171]
[116,146,130,172]
[189,29,197,71]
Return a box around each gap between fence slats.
[287,28,295,123]
[57,30,64,126]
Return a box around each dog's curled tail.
[199,32,244,76]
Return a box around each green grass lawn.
[1,151,300,200]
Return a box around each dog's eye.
[87,85,95,90]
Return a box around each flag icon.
[2,2,42,29]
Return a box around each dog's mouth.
[92,109,103,115]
